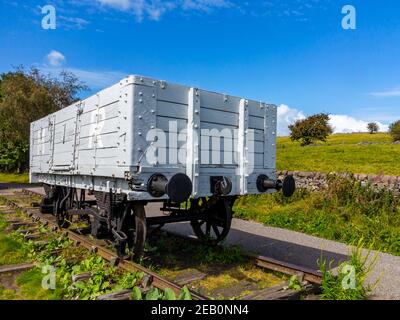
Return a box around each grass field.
[277,133,400,175]
[0,173,29,184]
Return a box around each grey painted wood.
[30,75,278,200]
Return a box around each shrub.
[0,141,29,173]
[289,113,333,146]
[389,120,400,142]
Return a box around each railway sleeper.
[11,222,37,230]
[96,289,141,301]
[72,272,92,283]
[0,263,36,275]
[24,233,42,240]
[15,228,40,234]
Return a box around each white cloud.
[59,16,90,29]
[182,0,232,12]
[277,104,305,136]
[277,105,389,136]
[329,115,389,134]
[66,68,126,88]
[370,87,400,97]
[41,66,125,89]
[96,0,232,21]
[97,0,131,10]
[46,50,66,67]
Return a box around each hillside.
[276,133,400,176]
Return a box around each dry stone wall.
[277,170,400,193]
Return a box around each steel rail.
[2,191,207,300]
[161,232,323,285]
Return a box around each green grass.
[0,268,64,300]
[234,175,400,257]
[277,133,400,175]
[15,268,63,300]
[0,215,31,266]
[0,173,29,183]
[0,235,30,266]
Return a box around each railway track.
[0,188,323,300]
[0,189,206,300]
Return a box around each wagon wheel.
[190,197,233,245]
[115,203,147,260]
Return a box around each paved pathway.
[5,185,400,299]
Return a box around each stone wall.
[277,170,400,193]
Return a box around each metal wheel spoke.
[212,224,221,238]
[206,221,211,236]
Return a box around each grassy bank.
[234,175,400,256]
[0,173,29,184]
[277,133,400,175]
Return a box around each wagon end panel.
[30,115,55,183]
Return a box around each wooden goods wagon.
[30,75,295,257]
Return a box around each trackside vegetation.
[234,175,400,257]
[318,240,380,300]
[0,205,191,300]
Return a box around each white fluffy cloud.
[277,105,389,136]
[277,104,305,136]
[329,115,389,134]
[46,50,66,67]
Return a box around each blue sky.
[1,0,400,135]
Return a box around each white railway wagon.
[30,75,295,258]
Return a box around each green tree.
[389,120,400,142]
[289,113,333,146]
[0,67,87,173]
[367,122,379,134]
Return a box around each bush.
[289,113,333,146]
[389,120,400,142]
[0,141,29,173]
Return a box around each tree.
[389,120,400,142]
[289,113,333,146]
[0,67,87,172]
[367,122,379,134]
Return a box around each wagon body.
[30,75,278,201]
